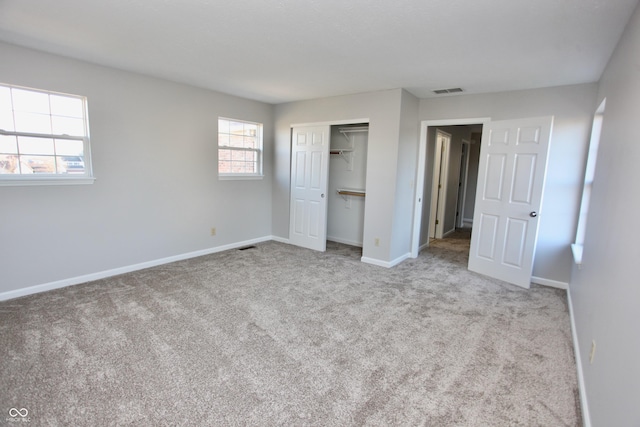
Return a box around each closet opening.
[326,123,369,256]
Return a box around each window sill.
[218,175,264,181]
[571,243,583,268]
[0,176,96,186]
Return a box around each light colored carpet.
[0,232,581,426]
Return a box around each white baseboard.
[463,218,473,227]
[361,252,410,268]
[270,235,289,244]
[0,236,274,302]
[531,276,569,290]
[567,288,592,427]
[327,236,363,247]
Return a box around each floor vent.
[238,245,257,251]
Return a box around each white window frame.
[217,117,263,180]
[572,98,606,266]
[0,83,94,186]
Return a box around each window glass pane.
[0,86,12,110]
[0,109,15,131]
[18,136,55,155]
[218,148,232,161]
[50,95,84,118]
[52,116,85,136]
[54,139,84,156]
[229,134,244,148]
[12,88,50,114]
[231,150,245,162]
[218,119,229,134]
[0,135,18,153]
[0,154,21,174]
[244,136,257,149]
[244,124,257,137]
[218,160,231,174]
[21,155,57,174]
[57,155,84,174]
[14,112,52,134]
[218,133,230,147]
[229,121,245,135]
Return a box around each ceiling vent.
[433,87,464,95]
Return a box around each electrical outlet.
[210,227,216,236]
[589,340,596,364]
[374,238,380,247]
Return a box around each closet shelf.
[338,126,369,143]
[337,188,366,200]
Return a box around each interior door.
[289,126,330,251]
[468,116,553,288]
[429,131,450,239]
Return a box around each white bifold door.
[289,126,330,251]
[468,116,553,288]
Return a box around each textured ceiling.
[0,0,638,104]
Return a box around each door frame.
[457,139,471,228]
[411,117,491,258]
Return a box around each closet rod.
[337,189,366,197]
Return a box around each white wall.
[0,42,274,295]
[570,2,640,425]
[390,90,419,262]
[273,89,410,265]
[463,134,481,223]
[419,83,598,284]
[327,125,368,246]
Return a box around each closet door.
[289,126,330,251]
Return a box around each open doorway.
[410,118,489,258]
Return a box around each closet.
[327,124,368,247]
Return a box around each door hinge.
[435,219,439,225]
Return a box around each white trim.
[567,288,592,427]
[218,175,264,181]
[0,236,273,302]
[463,217,474,227]
[411,122,428,257]
[327,236,363,247]
[457,140,471,228]
[423,118,491,127]
[270,235,290,244]
[531,276,568,290]
[571,243,583,267]
[361,252,410,268]
[290,118,369,128]
[0,177,95,186]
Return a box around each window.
[0,83,93,185]
[572,98,606,265]
[218,117,263,179]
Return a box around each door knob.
[321,193,325,198]
[530,211,537,218]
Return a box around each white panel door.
[289,126,330,251]
[468,116,553,288]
